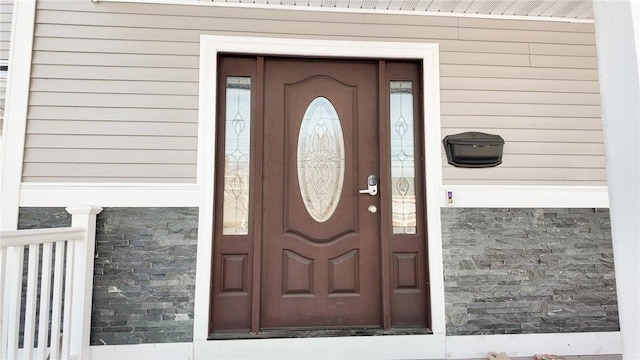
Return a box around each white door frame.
[193,35,446,359]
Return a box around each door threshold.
[208,327,433,340]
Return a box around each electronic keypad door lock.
[359,175,378,196]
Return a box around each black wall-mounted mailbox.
[443,132,505,168]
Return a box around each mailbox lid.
[444,132,504,146]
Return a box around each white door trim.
[193,35,445,357]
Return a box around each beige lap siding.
[23,0,604,185]
[0,0,11,60]
[0,0,13,137]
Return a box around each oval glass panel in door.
[297,97,345,223]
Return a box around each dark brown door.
[210,56,429,336]
[261,58,381,328]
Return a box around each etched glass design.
[222,76,251,235]
[297,97,345,223]
[390,81,417,234]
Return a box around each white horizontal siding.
[440,90,600,105]
[28,106,197,122]
[31,65,199,81]
[32,51,200,68]
[0,1,11,60]
[30,79,198,96]
[458,26,596,45]
[22,163,195,178]
[0,0,12,137]
[35,8,460,40]
[25,134,197,150]
[441,103,601,118]
[440,77,600,92]
[0,75,5,137]
[33,37,199,56]
[29,93,197,109]
[439,65,599,81]
[504,142,604,156]
[23,0,606,185]
[26,120,198,136]
[476,154,606,168]
[24,148,197,164]
[456,18,595,32]
[443,116,604,131]
[528,43,597,56]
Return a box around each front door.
[210,56,429,336]
[261,58,381,328]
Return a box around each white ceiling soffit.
[95,0,594,22]
[195,0,594,22]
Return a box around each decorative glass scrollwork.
[297,97,345,223]
[390,81,417,234]
[222,76,251,235]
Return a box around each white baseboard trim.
[193,334,448,360]
[18,183,610,209]
[19,183,201,207]
[445,332,623,359]
[87,332,622,360]
[90,342,193,360]
[440,186,610,208]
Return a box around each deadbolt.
[358,175,378,196]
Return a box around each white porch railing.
[0,206,102,360]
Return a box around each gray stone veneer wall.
[18,207,619,342]
[92,208,198,345]
[18,207,198,345]
[18,207,71,229]
[442,208,619,335]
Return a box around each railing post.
[1,246,24,360]
[65,205,102,360]
[0,245,5,359]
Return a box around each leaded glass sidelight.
[390,81,417,234]
[222,76,251,235]
[297,97,345,223]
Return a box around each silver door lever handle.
[359,175,378,196]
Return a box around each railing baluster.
[61,240,75,360]
[50,241,66,360]
[24,244,40,359]
[37,242,54,360]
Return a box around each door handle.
[359,175,378,196]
